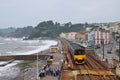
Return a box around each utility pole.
[101,39,104,59]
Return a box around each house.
[75,32,88,41]
[67,32,77,40]
[88,31,95,42]
[59,32,67,38]
[86,27,92,31]
[59,32,77,40]
[114,23,120,33]
[94,28,110,45]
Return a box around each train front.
[74,49,86,64]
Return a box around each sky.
[0,0,120,28]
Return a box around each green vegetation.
[21,61,32,70]
[0,20,97,38]
[11,26,34,37]
[29,20,85,38]
[0,27,16,33]
[0,27,16,37]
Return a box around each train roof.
[68,41,85,50]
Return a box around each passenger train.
[67,40,86,64]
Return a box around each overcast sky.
[0,0,120,28]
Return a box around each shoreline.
[0,38,58,80]
[10,49,50,80]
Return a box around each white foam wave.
[6,40,57,55]
[0,61,21,78]
[4,38,22,41]
[15,40,58,55]
[0,61,6,65]
[21,40,40,44]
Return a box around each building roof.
[95,28,110,32]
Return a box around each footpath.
[38,51,64,80]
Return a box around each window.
[105,41,107,44]
[74,50,85,55]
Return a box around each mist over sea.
[0,37,57,56]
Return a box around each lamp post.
[37,52,39,80]
[118,39,120,62]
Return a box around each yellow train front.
[68,40,86,64]
[74,49,86,64]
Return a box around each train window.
[74,50,85,55]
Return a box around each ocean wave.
[4,38,22,41]
[21,40,40,44]
[0,61,21,78]
[14,40,58,55]
[2,40,58,55]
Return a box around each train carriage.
[67,41,86,64]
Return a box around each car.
[94,45,100,49]
[107,48,112,54]
[107,50,112,54]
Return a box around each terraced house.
[94,28,110,45]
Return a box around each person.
[106,58,108,63]
[49,67,53,75]
[53,69,56,76]
[46,67,49,75]
[55,68,58,76]
[58,68,60,75]
[43,69,46,77]
[39,69,42,77]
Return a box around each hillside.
[0,20,98,38]
[0,27,16,37]
[10,26,34,37]
[0,26,34,37]
[29,20,85,38]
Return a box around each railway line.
[60,39,116,80]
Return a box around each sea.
[0,37,58,80]
[0,37,57,56]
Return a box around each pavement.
[36,40,64,80]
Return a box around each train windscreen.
[74,50,85,55]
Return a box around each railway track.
[87,52,116,80]
[60,39,116,80]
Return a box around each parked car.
[94,45,100,49]
[107,50,112,54]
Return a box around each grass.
[21,61,32,70]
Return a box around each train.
[67,40,86,64]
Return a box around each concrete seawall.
[0,55,49,61]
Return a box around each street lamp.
[37,52,39,80]
[118,39,120,62]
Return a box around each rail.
[60,39,116,80]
